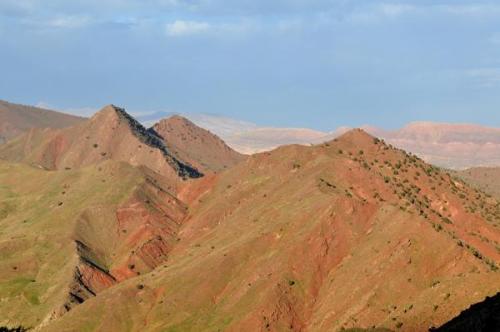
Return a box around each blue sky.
[1,0,499,130]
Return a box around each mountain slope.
[41,130,500,332]
[0,106,247,329]
[0,105,202,180]
[431,292,500,331]
[0,159,191,328]
[152,115,245,173]
[454,167,500,200]
[0,100,85,144]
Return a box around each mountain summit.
[152,115,245,173]
[0,105,202,179]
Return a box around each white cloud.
[47,15,92,28]
[343,3,500,25]
[466,68,500,87]
[438,4,500,16]
[344,3,417,24]
[378,4,416,17]
[164,18,261,38]
[165,20,211,36]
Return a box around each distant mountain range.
[2,101,500,169]
[140,111,500,169]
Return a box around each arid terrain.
[183,114,500,169]
[4,0,500,329]
[2,100,500,170]
[0,105,499,331]
[0,100,85,144]
[454,167,500,200]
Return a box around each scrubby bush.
[0,327,28,332]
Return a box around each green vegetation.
[0,160,145,327]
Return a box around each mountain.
[177,114,500,169]
[0,105,202,180]
[185,114,334,154]
[219,127,334,155]
[367,122,500,169]
[0,100,85,144]
[152,115,245,173]
[33,129,499,332]
[452,167,500,200]
[0,159,192,328]
[0,106,211,328]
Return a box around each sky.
[1,0,500,130]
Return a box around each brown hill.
[0,100,85,144]
[454,167,500,200]
[0,105,202,180]
[152,115,245,173]
[39,129,500,332]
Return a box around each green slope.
[0,160,144,328]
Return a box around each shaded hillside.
[0,100,85,143]
[430,292,500,331]
[41,130,500,332]
[0,105,202,180]
[152,115,245,173]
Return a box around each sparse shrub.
[0,327,28,332]
[442,217,453,224]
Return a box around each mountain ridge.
[152,115,245,173]
[35,127,500,331]
[0,105,203,180]
[0,100,85,143]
